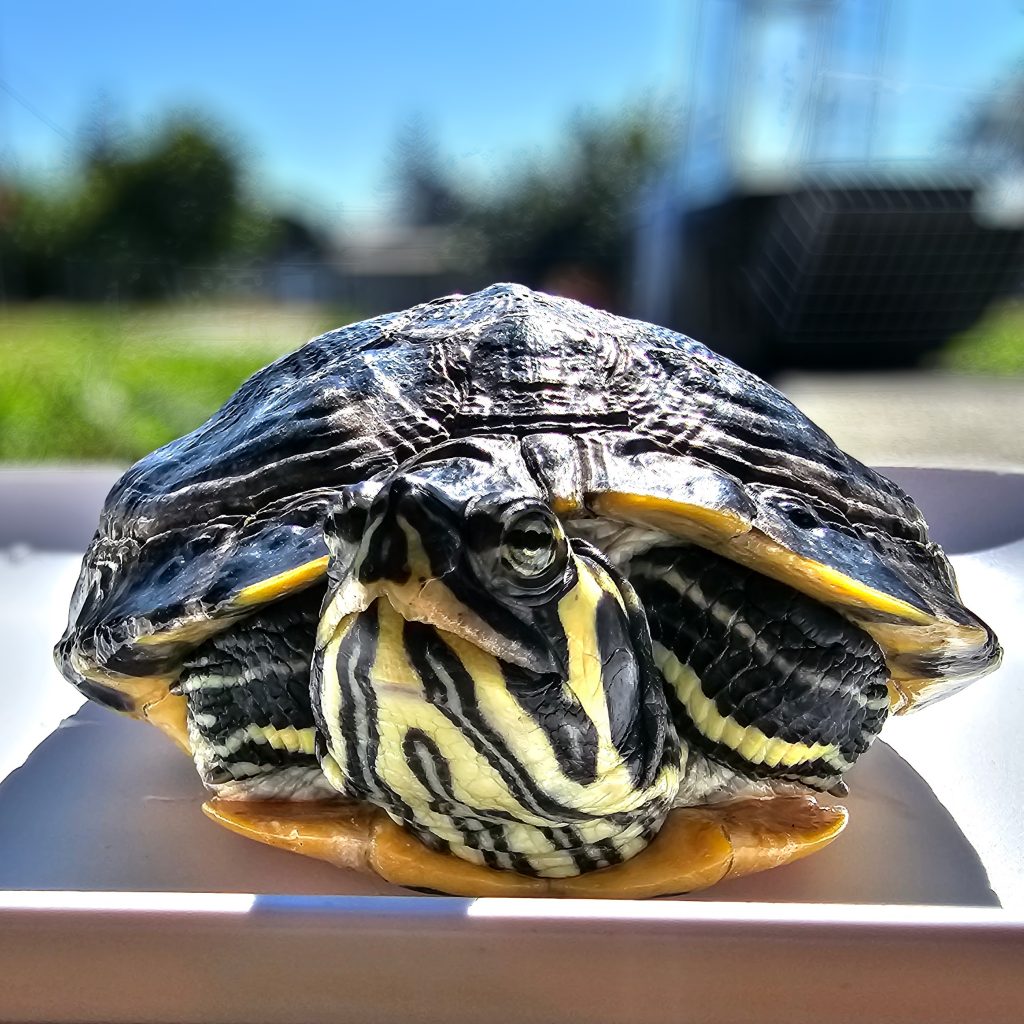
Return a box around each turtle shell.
[55,283,999,738]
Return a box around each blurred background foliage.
[939,302,1024,374]
[0,104,673,460]
[0,303,349,460]
[1,0,1023,464]
[1,103,670,306]
[3,114,289,301]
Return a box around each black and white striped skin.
[52,284,1002,881]
[310,443,683,877]
[303,440,898,876]
[175,588,334,801]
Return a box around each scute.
[576,433,998,709]
[57,283,999,721]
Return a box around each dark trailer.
[634,173,1024,370]
[629,0,1024,370]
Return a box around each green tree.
[390,116,465,227]
[467,105,675,308]
[67,114,256,298]
[958,66,1024,177]
[0,111,280,301]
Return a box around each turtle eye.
[499,506,565,584]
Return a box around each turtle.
[55,283,1001,898]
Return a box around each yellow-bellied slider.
[55,284,999,897]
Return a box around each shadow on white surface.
[0,467,1018,908]
[0,701,997,906]
[883,468,1024,553]
[0,703,396,896]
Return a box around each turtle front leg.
[175,588,336,800]
[630,544,891,795]
[203,794,846,898]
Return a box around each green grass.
[3,296,1021,462]
[0,302,363,462]
[937,301,1024,374]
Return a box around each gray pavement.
[778,372,1024,473]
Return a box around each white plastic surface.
[0,467,1022,1022]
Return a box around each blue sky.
[0,0,1021,227]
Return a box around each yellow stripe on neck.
[653,642,839,769]
[557,558,634,782]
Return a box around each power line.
[0,77,71,142]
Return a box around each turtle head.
[323,472,576,676]
[318,437,618,677]
[311,438,679,876]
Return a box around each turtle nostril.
[330,505,367,544]
[357,528,410,585]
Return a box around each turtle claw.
[548,797,846,899]
[202,799,379,874]
[202,796,846,899]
